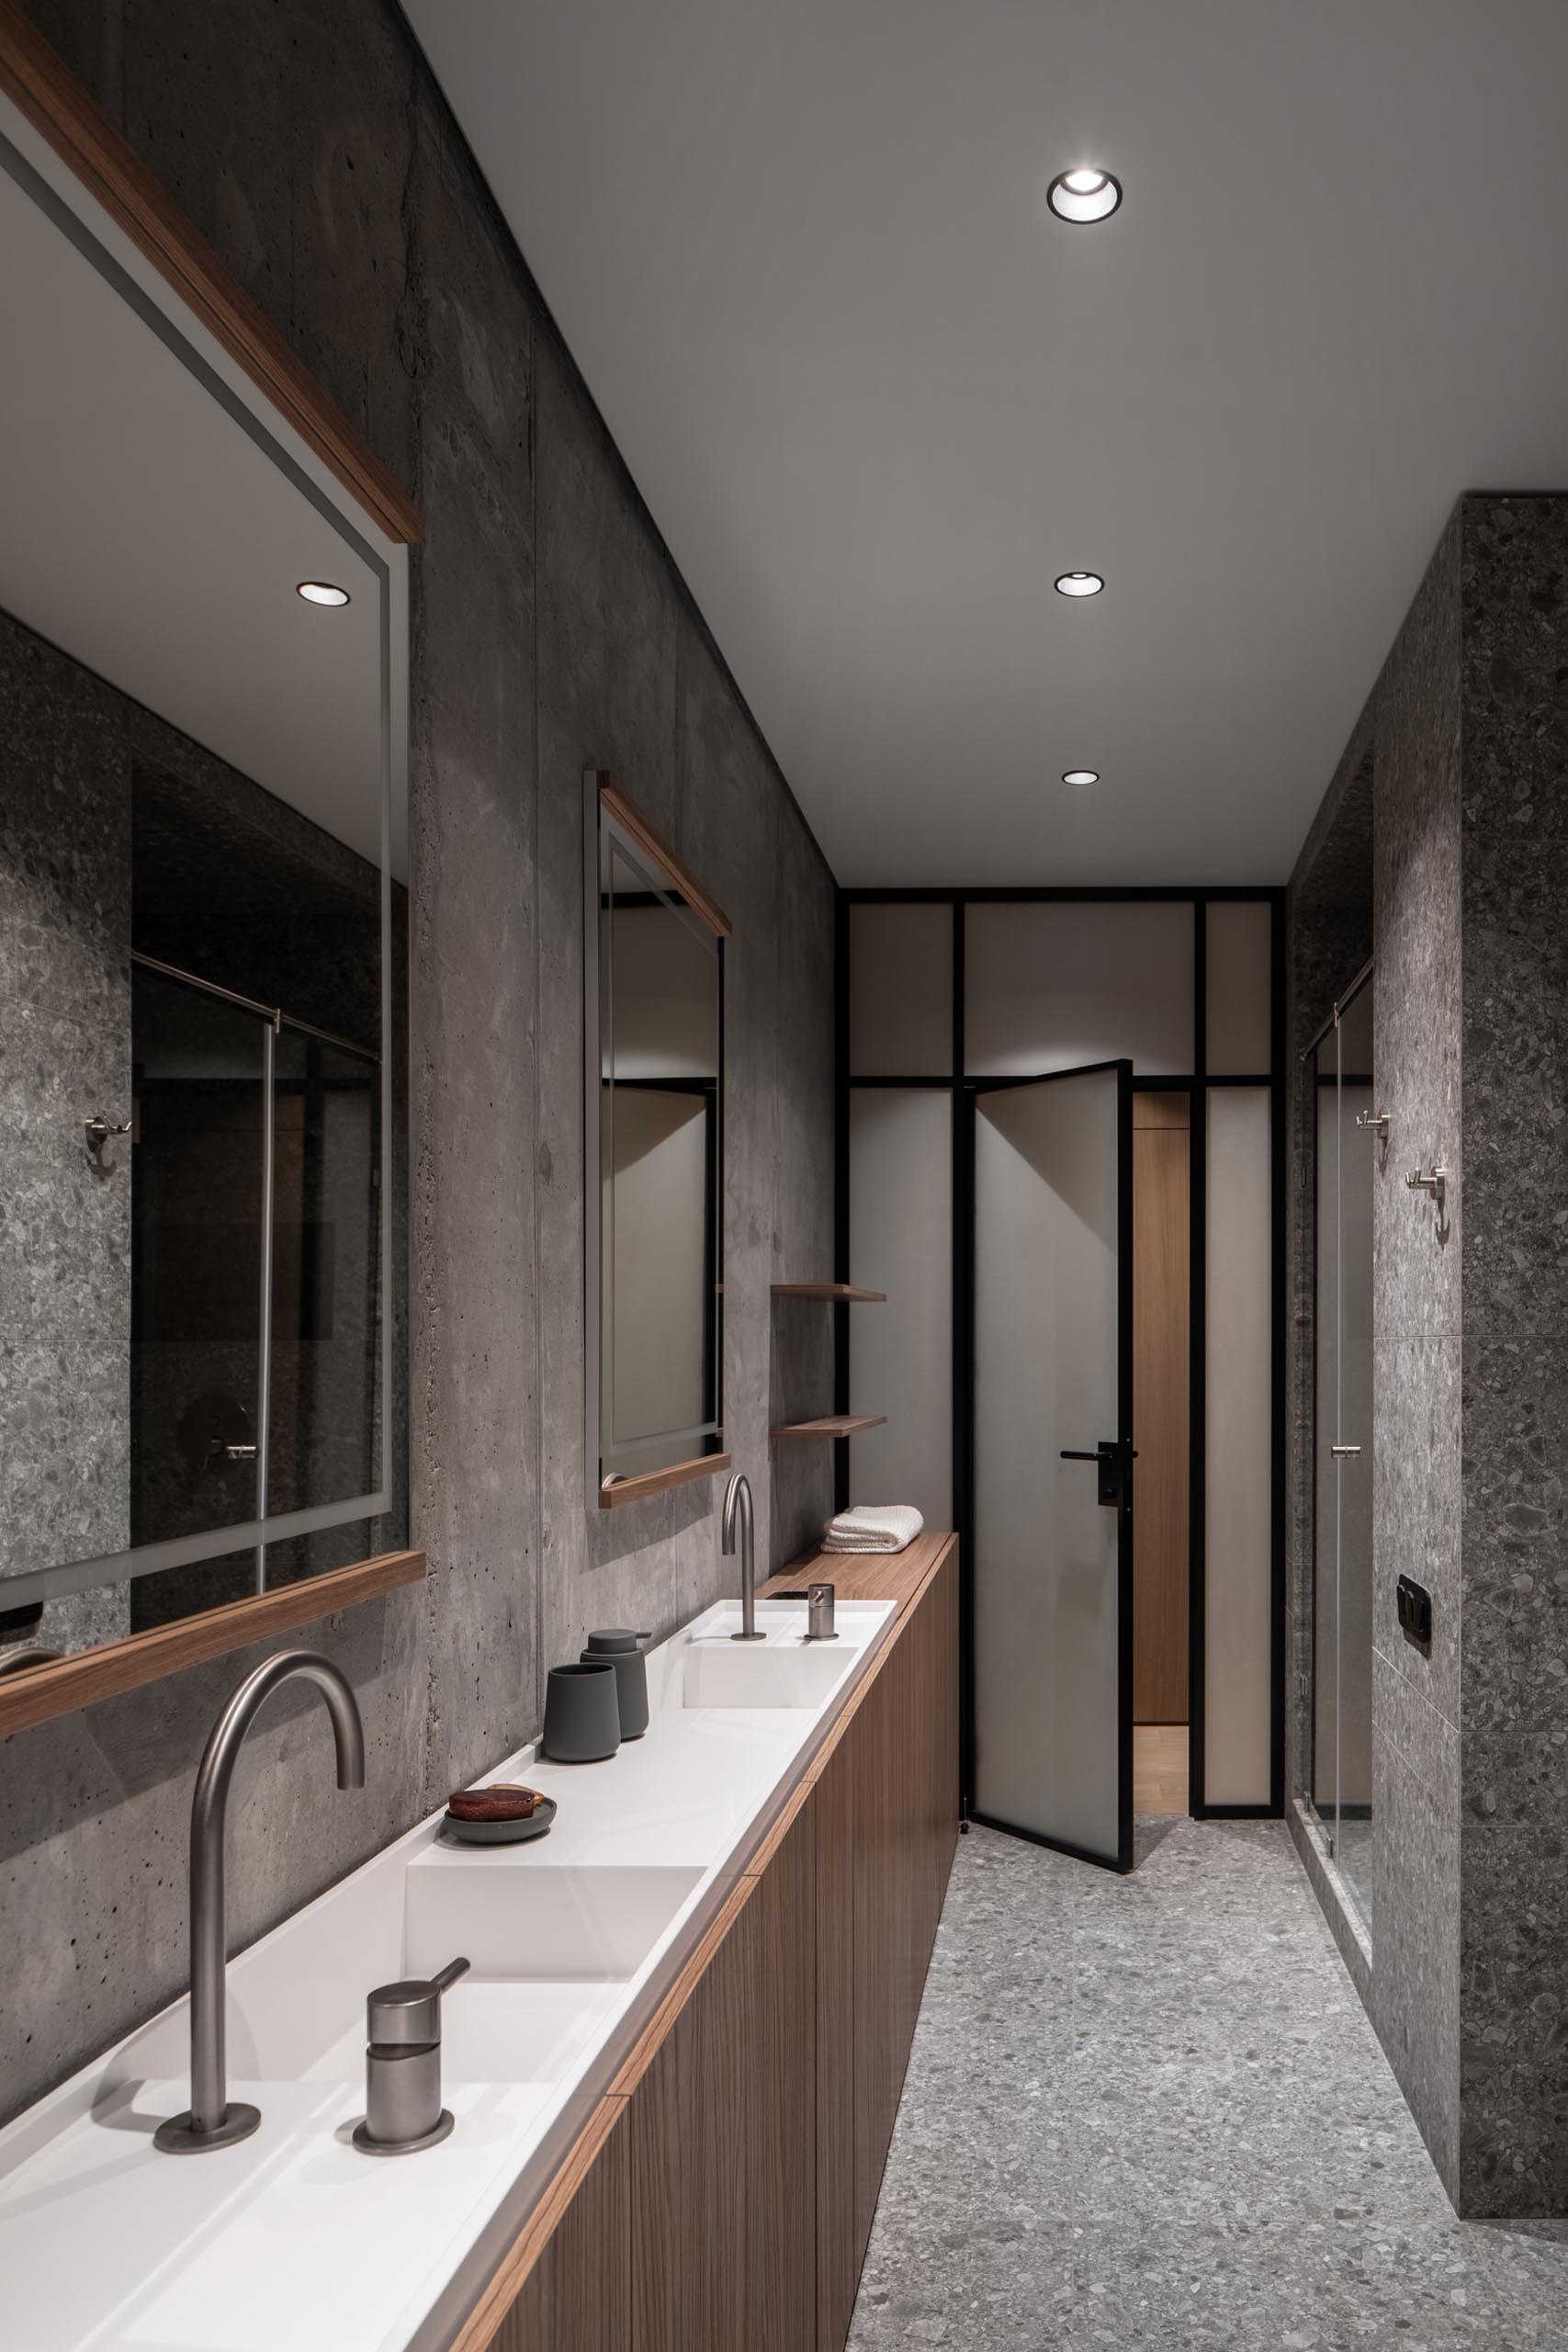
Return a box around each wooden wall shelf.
[0,1548,426,1736]
[770,1283,886,1303]
[771,1415,887,1442]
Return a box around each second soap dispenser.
[579,1626,653,1739]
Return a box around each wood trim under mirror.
[0,1550,425,1738]
[599,1453,732,1511]
[0,0,423,546]
[595,775,731,938]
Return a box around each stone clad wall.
[1289,493,1568,2217]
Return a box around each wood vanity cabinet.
[482,1541,957,2352]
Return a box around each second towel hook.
[1406,1162,1450,1242]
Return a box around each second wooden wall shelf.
[771,1415,887,1442]
[770,1283,886,1303]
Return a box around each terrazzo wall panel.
[1368,512,1465,2202]
[1456,495,1568,2216]
[0,0,835,2128]
[0,616,132,1656]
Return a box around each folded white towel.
[821,1504,924,1555]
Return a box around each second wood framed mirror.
[583,772,730,1510]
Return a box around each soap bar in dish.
[447,1783,539,1824]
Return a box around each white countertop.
[0,1598,893,2352]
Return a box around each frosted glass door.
[972,1061,1133,1869]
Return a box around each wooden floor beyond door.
[1132,1092,1190,1723]
[1134,1724,1189,1815]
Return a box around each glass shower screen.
[1313,972,1374,1929]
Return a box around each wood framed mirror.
[0,12,424,1731]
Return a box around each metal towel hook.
[85,1114,131,1162]
[1356,1107,1391,1165]
[1405,1162,1450,1241]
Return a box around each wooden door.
[1132,1091,1190,1724]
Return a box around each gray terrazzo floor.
[847,1820,1568,2350]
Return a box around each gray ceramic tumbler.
[542,1660,621,1762]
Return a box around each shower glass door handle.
[970,1057,1134,1872]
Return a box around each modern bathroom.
[3,5,1567,2346]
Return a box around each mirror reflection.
[592,803,723,1491]
[0,132,401,1664]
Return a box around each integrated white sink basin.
[0,1585,897,2352]
[405,1860,704,1982]
[681,1637,853,1709]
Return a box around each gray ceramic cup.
[580,1627,652,1740]
[542,1660,621,1762]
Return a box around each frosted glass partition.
[848,1089,952,1525]
[973,1071,1122,1859]
[964,901,1193,1077]
[1205,902,1272,1075]
[850,902,953,1076]
[1204,1087,1272,1805]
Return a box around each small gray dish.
[441,1794,557,1846]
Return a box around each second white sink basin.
[681,1639,854,1710]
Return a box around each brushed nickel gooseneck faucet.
[722,1471,765,1642]
[155,1649,365,2154]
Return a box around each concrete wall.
[0,0,835,2128]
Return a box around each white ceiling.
[407,0,1568,887]
[0,143,384,870]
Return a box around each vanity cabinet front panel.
[494,2100,631,2352]
[815,1724,860,2350]
[628,1875,758,2351]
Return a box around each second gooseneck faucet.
[155,1648,365,2154]
[722,1470,766,1643]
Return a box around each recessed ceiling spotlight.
[297,580,350,607]
[1062,769,1100,787]
[1055,571,1104,597]
[1048,166,1122,224]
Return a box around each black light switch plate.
[1397,1574,1432,1649]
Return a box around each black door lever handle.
[1059,1440,1138,1508]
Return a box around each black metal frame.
[834,884,1288,1844]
